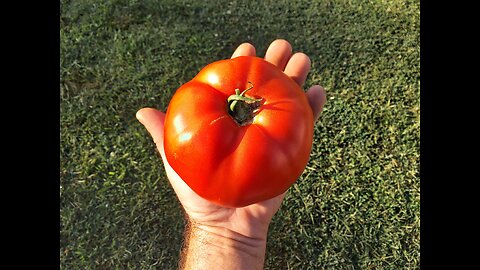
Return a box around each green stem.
[227,82,262,112]
[226,82,263,125]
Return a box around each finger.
[231,42,256,58]
[136,108,166,151]
[284,52,311,87]
[264,39,293,70]
[305,85,327,122]
[136,108,202,204]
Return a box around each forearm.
[179,220,267,270]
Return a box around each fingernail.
[135,109,145,124]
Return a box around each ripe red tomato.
[164,56,314,207]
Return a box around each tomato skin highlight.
[164,56,314,207]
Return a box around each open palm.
[136,39,326,240]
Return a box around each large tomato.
[164,56,314,207]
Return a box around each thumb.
[136,108,167,153]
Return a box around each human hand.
[136,39,326,268]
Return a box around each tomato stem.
[227,82,263,125]
[227,82,262,112]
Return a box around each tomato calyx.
[227,82,263,126]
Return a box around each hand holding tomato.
[136,40,326,245]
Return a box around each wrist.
[180,220,267,270]
[193,222,267,253]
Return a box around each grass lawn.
[60,0,420,269]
